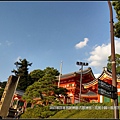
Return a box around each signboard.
[98,79,117,99]
[98,87,117,99]
[98,79,117,92]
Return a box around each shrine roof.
[81,91,98,99]
[98,67,120,80]
[15,89,24,96]
[56,67,95,80]
[82,91,97,96]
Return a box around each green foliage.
[54,86,68,97]
[22,67,68,118]
[43,67,60,76]
[21,105,57,118]
[23,74,59,105]
[107,53,120,75]
[12,58,32,91]
[23,67,68,106]
[112,1,120,38]
[51,109,114,119]
[50,103,115,119]
[28,67,59,85]
[0,88,4,99]
[0,81,7,88]
[0,81,7,99]
[51,109,114,118]
[21,102,120,119]
[29,69,44,83]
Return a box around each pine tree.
[23,67,68,105]
[12,58,32,91]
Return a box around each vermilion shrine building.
[57,67,120,104]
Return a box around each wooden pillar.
[98,94,100,103]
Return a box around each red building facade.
[58,67,98,104]
[58,67,120,104]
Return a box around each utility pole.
[58,61,63,88]
[108,1,119,119]
[79,64,83,103]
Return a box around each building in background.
[10,90,27,113]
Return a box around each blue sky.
[0,1,119,82]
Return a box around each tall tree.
[107,53,120,75]
[0,81,7,99]
[112,1,120,38]
[43,67,59,76]
[0,88,4,99]
[28,67,59,85]
[29,69,45,84]
[23,67,68,106]
[12,58,32,91]
[0,81,7,88]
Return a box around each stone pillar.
[0,75,19,118]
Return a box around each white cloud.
[87,39,120,71]
[75,38,89,49]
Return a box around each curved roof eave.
[83,67,120,89]
[98,67,120,81]
[56,67,96,79]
